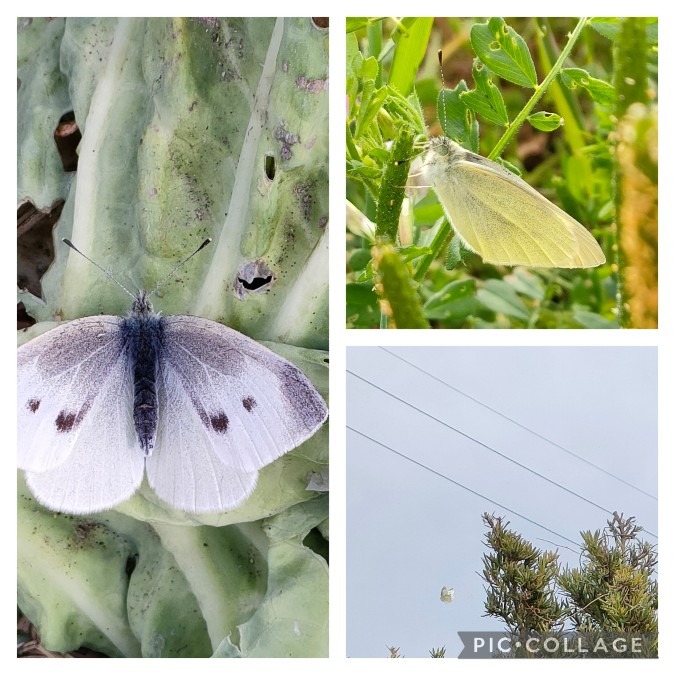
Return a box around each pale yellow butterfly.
[421,136,606,268]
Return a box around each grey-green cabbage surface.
[17,17,328,658]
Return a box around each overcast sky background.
[346,347,657,658]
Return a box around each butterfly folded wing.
[452,159,604,268]
[18,318,143,514]
[159,317,328,474]
[424,140,605,268]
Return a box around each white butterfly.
[18,245,327,515]
[440,586,455,603]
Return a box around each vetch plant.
[346,17,657,329]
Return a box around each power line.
[348,425,580,548]
[347,368,657,539]
[380,347,656,502]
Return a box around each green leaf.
[347,160,382,182]
[470,18,538,89]
[17,18,72,208]
[424,278,476,311]
[389,17,434,95]
[212,499,329,657]
[346,282,380,328]
[504,268,545,301]
[347,17,376,34]
[560,68,616,106]
[18,486,143,657]
[355,260,374,282]
[437,80,476,148]
[355,78,375,132]
[354,83,389,140]
[348,248,372,272]
[361,55,379,82]
[494,156,522,176]
[423,279,479,322]
[460,59,509,126]
[398,245,433,262]
[384,86,427,134]
[346,32,361,80]
[528,111,563,132]
[20,17,329,348]
[445,235,463,270]
[477,279,530,320]
[573,310,619,329]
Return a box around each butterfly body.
[121,292,162,454]
[18,292,328,515]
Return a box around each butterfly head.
[130,291,155,317]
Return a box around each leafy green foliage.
[346,17,652,329]
[460,60,509,126]
[482,513,658,657]
[470,18,538,88]
[528,111,563,131]
[558,514,658,637]
[482,513,566,636]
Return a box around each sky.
[346,347,657,658]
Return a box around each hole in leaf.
[303,527,328,562]
[125,554,139,577]
[53,111,81,172]
[264,152,276,181]
[238,275,273,291]
[312,17,328,29]
[17,199,65,300]
[234,259,276,299]
[17,302,34,330]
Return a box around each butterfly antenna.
[437,49,448,135]
[148,237,213,298]
[62,238,137,301]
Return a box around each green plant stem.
[367,22,383,73]
[375,243,429,328]
[375,124,414,240]
[489,17,589,160]
[414,218,452,282]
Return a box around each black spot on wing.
[242,396,257,412]
[54,400,91,434]
[210,411,229,434]
[55,410,77,433]
[27,398,40,413]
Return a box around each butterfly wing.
[146,372,259,512]
[145,316,326,513]
[425,141,605,268]
[18,317,144,514]
[153,315,327,477]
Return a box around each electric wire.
[381,347,656,501]
[348,424,580,548]
[347,368,657,539]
